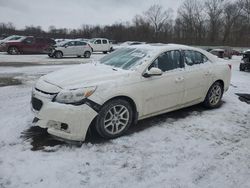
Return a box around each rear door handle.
[175,77,184,83]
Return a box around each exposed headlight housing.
[54,86,96,104]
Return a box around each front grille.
[31,97,43,111]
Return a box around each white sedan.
[31,44,231,141]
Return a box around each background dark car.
[240,51,250,71]
[2,36,55,55]
[210,48,232,59]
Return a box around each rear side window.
[102,40,108,44]
[149,50,182,72]
[75,41,86,46]
[184,50,209,66]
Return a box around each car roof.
[211,49,225,52]
[92,38,109,40]
[124,43,218,63]
[125,43,200,51]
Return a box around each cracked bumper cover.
[32,92,98,141]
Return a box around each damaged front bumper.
[31,88,98,141]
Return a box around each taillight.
[228,64,232,70]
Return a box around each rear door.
[75,41,86,55]
[102,39,109,51]
[181,50,212,105]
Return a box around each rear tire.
[8,46,19,55]
[95,99,133,139]
[55,51,63,58]
[84,51,91,58]
[240,64,244,71]
[203,82,223,108]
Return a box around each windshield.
[99,48,148,70]
[89,39,95,43]
[57,41,70,47]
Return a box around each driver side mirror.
[64,44,68,48]
[143,67,163,78]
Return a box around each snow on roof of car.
[125,43,202,52]
[122,43,219,66]
[211,49,225,52]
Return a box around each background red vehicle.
[0,36,55,55]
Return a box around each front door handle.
[204,71,212,76]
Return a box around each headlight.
[55,86,96,104]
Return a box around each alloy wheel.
[103,105,129,135]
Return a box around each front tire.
[203,82,223,108]
[55,51,63,58]
[95,99,133,139]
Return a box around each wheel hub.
[104,105,129,135]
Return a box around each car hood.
[41,63,132,90]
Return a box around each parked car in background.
[0,35,24,51]
[0,35,23,45]
[88,38,113,53]
[210,49,232,59]
[231,49,241,56]
[0,36,55,55]
[240,51,250,71]
[31,44,231,142]
[114,41,146,50]
[54,39,70,44]
[48,40,92,58]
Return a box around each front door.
[141,50,185,116]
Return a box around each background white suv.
[88,38,113,54]
[49,40,92,58]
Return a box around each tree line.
[1,0,250,47]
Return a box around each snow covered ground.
[0,56,249,188]
[0,52,103,65]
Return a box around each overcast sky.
[0,0,183,30]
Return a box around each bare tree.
[204,0,224,44]
[177,0,206,44]
[143,4,173,40]
[222,1,243,44]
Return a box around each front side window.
[95,40,102,44]
[66,41,75,46]
[75,41,86,46]
[149,50,182,72]
[184,50,209,66]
